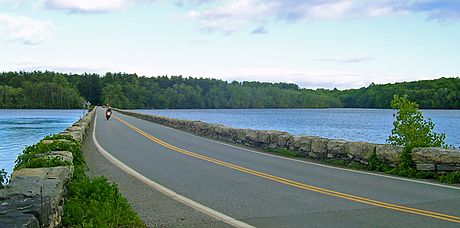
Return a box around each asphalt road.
[94,107,460,227]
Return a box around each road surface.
[93,107,460,227]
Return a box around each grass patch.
[324,159,366,170]
[438,171,460,184]
[264,147,300,157]
[15,135,79,170]
[63,176,143,227]
[21,157,71,169]
[14,133,144,226]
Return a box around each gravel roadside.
[82,121,231,227]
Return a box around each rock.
[289,136,313,153]
[267,131,290,148]
[41,139,73,145]
[412,147,460,164]
[416,163,436,171]
[345,142,376,161]
[256,131,274,144]
[0,196,43,228]
[375,144,402,165]
[234,129,246,142]
[216,125,232,139]
[11,166,73,183]
[1,166,73,228]
[308,152,319,159]
[66,126,82,132]
[311,137,329,156]
[327,140,347,156]
[436,164,460,171]
[33,151,74,165]
[245,129,258,143]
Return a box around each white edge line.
[92,108,255,228]
[117,110,460,191]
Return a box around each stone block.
[256,131,276,144]
[234,129,246,142]
[327,140,347,155]
[0,167,73,227]
[345,142,376,160]
[33,151,74,165]
[311,137,329,155]
[308,152,319,159]
[412,147,460,164]
[416,163,436,171]
[245,129,258,142]
[269,132,291,148]
[436,164,460,171]
[289,136,313,152]
[11,166,73,182]
[0,197,43,228]
[375,144,402,165]
[41,139,73,145]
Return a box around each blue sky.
[0,0,459,89]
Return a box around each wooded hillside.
[0,71,458,109]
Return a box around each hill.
[0,71,458,109]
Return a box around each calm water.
[1,109,458,176]
[135,109,460,148]
[0,110,85,176]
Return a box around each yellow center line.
[113,115,460,224]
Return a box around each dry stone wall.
[115,109,460,172]
[0,108,95,227]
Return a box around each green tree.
[102,83,130,108]
[388,95,447,149]
[387,95,447,175]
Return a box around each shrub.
[21,157,71,169]
[387,95,448,177]
[14,139,79,170]
[388,95,447,149]
[63,176,143,227]
[438,171,460,184]
[367,151,391,172]
[13,133,144,226]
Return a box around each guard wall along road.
[114,109,460,173]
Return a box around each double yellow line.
[114,115,460,224]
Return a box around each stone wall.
[115,109,460,172]
[0,108,95,227]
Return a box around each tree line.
[0,71,458,109]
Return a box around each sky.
[0,0,459,89]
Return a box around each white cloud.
[184,0,273,34]
[100,65,389,89]
[41,0,155,13]
[213,67,405,89]
[315,56,373,64]
[5,60,113,73]
[0,13,55,44]
[180,0,460,35]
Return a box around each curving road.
[93,107,460,227]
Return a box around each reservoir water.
[1,108,459,177]
[0,110,85,176]
[135,109,460,148]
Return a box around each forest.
[0,71,459,109]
